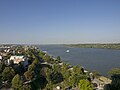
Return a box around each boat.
[43,51,47,53]
[66,50,70,53]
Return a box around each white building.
[8,56,28,67]
[9,56,25,64]
[0,56,2,60]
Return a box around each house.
[8,56,28,67]
[92,76,111,90]
[9,56,25,64]
[0,56,2,63]
[0,56,2,60]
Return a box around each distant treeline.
[66,43,120,50]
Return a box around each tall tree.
[12,74,23,90]
[43,54,51,62]
[24,71,34,81]
[78,79,93,90]
[2,67,15,81]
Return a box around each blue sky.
[0,0,120,44]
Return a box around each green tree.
[28,64,36,72]
[45,68,53,90]
[107,74,120,90]
[56,56,61,63]
[2,67,15,81]
[32,59,39,65]
[12,74,23,90]
[24,71,34,81]
[22,84,32,90]
[93,70,100,78]
[50,71,63,84]
[38,51,45,58]
[108,68,120,77]
[43,54,51,62]
[0,63,3,73]
[52,63,61,72]
[61,63,70,79]
[78,79,93,90]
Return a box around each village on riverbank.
[0,44,118,90]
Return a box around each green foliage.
[78,79,94,90]
[13,64,24,75]
[67,44,120,50]
[24,71,34,81]
[43,54,51,62]
[72,65,84,75]
[2,67,15,81]
[52,63,61,72]
[32,59,39,65]
[28,64,36,72]
[12,74,23,90]
[0,63,3,72]
[22,84,32,90]
[50,71,63,84]
[61,63,70,80]
[56,56,61,63]
[108,68,120,77]
[46,81,53,90]
[38,51,45,58]
[28,59,41,75]
[106,68,120,90]
[93,70,100,78]
[104,84,111,90]
[109,74,120,90]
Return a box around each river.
[39,45,120,76]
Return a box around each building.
[0,56,2,60]
[8,56,28,67]
[92,76,111,90]
[0,56,2,63]
[9,56,25,64]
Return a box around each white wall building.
[0,56,2,60]
[8,56,28,67]
[9,56,25,64]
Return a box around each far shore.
[65,43,120,50]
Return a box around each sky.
[0,0,120,44]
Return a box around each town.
[0,44,115,90]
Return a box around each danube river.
[39,45,120,76]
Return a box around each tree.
[108,68,120,77]
[38,51,45,58]
[0,63,3,73]
[110,74,120,90]
[56,56,61,63]
[24,71,34,81]
[61,63,71,79]
[22,84,32,90]
[50,71,63,84]
[78,79,94,90]
[43,54,51,62]
[12,74,23,90]
[28,64,36,72]
[104,68,120,90]
[93,70,100,78]
[32,59,39,65]
[52,63,61,72]
[2,67,15,81]
[45,68,53,90]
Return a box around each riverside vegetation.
[0,45,120,90]
[66,43,120,50]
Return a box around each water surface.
[39,45,120,76]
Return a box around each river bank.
[66,43,120,50]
